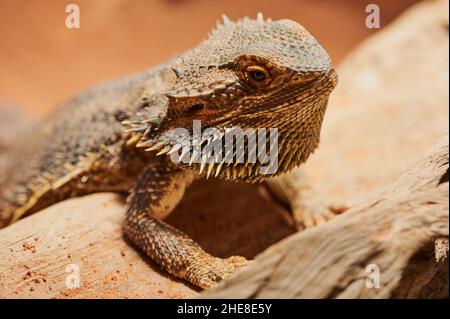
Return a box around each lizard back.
[0,67,170,226]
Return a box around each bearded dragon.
[0,14,337,289]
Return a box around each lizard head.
[130,14,338,182]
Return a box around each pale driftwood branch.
[205,136,449,298]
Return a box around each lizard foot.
[186,255,250,289]
[294,202,348,231]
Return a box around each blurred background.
[0,0,420,116]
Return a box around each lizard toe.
[191,255,250,289]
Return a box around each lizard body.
[0,15,337,288]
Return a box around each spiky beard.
[122,94,328,183]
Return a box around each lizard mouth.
[131,125,280,182]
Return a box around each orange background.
[0,0,419,116]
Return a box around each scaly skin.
[0,15,337,289]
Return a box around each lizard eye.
[250,70,266,82]
[245,65,270,85]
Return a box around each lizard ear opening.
[186,103,205,115]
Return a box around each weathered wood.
[0,180,295,298]
[205,136,449,298]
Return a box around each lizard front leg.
[123,161,248,289]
